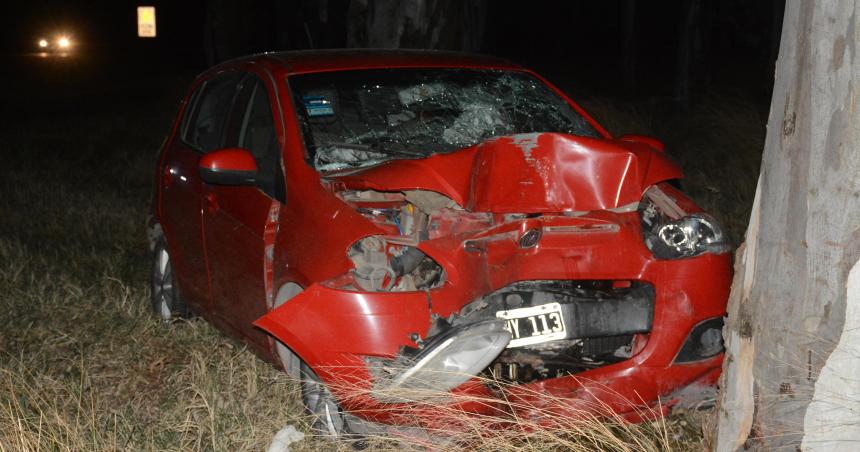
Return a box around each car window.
[186,73,240,152]
[289,68,601,172]
[224,74,284,200]
[179,84,203,141]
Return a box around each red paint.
[330,133,682,213]
[618,134,666,152]
[199,147,258,172]
[151,50,732,429]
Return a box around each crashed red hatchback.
[148,50,731,437]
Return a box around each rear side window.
[179,86,203,140]
[184,74,239,152]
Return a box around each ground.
[0,53,761,451]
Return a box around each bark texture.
[346,0,487,51]
[715,1,860,450]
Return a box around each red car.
[148,50,731,438]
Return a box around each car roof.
[214,49,524,76]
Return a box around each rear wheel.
[151,237,188,320]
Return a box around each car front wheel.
[151,237,188,320]
[300,362,372,448]
[301,362,348,436]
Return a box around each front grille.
[454,280,654,384]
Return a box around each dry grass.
[0,64,760,450]
[314,369,714,451]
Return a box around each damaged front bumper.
[254,245,731,426]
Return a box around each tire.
[272,284,366,446]
[300,361,370,448]
[300,362,348,437]
[273,284,303,378]
[150,236,188,320]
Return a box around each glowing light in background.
[38,39,48,48]
[57,37,71,48]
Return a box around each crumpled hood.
[329,132,683,213]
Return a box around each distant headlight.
[639,186,730,259]
[38,39,49,48]
[373,320,511,402]
[57,37,71,48]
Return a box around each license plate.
[496,303,566,348]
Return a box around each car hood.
[327,132,682,213]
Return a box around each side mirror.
[199,147,258,185]
[618,134,665,153]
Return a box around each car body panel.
[328,133,682,213]
[204,184,274,345]
[159,135,210,306]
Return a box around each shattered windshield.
[289,68,601,172]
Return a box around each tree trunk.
[621,0,637,93]
[675,0,703,110]
[346,0,487,51]
[715,1,860,450]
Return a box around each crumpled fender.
[253,283,432,368]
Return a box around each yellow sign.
[137,6,156,38]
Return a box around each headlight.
[373,320,511,402]
[640,186,730,259]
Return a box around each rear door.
[160,72,240,310]
[202,70,285,348]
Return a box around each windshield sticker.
[303,96,334,117]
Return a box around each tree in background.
[203,0,486,65]
[345,0,487,51]
[715,1,860,449]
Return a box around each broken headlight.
[373,320,511,402]
[639,186,730,259]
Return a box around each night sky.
[2,0,783,102]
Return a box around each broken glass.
[289,69,601,172]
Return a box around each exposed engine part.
[347,236,445,292]
[402,190,458,214]
[334,189,485,292]
[391,247,426,275]
[487,335,634,383]
[349,236,394,291]
[451,280,655,383]
[338,189,406,204]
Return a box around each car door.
[160,73,240,310]
[202,71,285,348]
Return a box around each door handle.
[204,192,219,214]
